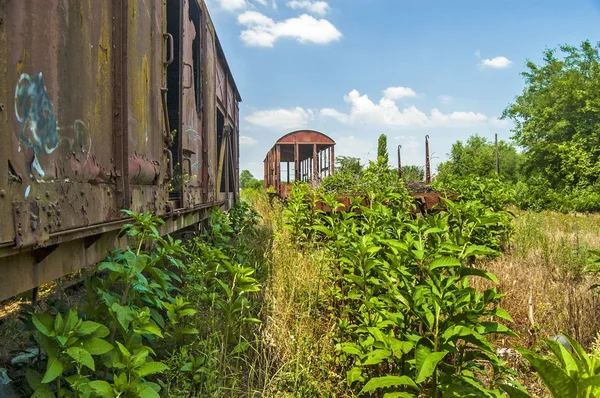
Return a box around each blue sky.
[207,0,600,179]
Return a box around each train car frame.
[0,0,241,301]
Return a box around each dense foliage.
[435,40,600,213]
[436,135,522,185]
[10,203,265,397]
[284,162,526,397]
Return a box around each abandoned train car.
[264,130,335,197]
[0,0,241,301]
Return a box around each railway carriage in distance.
[264,130,336,197]
[0,0,241,302]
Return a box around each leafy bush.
[284,163,526,397]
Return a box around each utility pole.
[425,135,431,184]
[397,145,402,179]
[495,133,500,175]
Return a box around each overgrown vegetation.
[2,203,269,397]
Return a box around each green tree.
[402,165,424,182]
[377,134,389,165]
[240,170,255,190]
[502,40,600,189]
[436,134,522,183]
[335,156,363,175]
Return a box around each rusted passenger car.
[264,130,335,197]
[0,0,241,301]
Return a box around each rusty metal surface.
[0,0,242,302]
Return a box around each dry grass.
[252,199,345,397]
[486,210,600,348]
[471,210,600,397]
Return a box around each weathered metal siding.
[203,11,217,203]
[3,0,118,247]
[0,0,242,302]
[127,0,168,215]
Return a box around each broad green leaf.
[312,225,334,237]
[89,380,116,398]
[41,357,64,383]
[563,335,592,375]
[77,321,102,336]
[360,375,418,393]
[491,307,514,323]
[383,393,417,398]
[347,367,364,385]
[32,313,55,337]
[389,338,413,356]
[53,312,64,333]
[415,350,449,384]
[81,338,114,355]
[429,256,461,271]
[498,382,531,398]
[361,349,392,365]
[31,386,56,398]
[517,348,577,397]
[137,385,160,398]
[111,303,135,332]
[339,343,362,356]
[460,267,499,284]
[66,347,95,371]
[97,261,124,273]
[546,340,580,378]
[26,368,43,390]
[476,322,518,337]
[136,362,169,377]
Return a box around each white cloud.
[382,86,416,100]
[240,136,258,146]
[216,0,248,11]
[238,11,341,47]
[438,95,453,104]
[286,0,329,16]
[320,108,349,123]
[480,56,512,69]
[320,89,492,128]
[245,107,313,129]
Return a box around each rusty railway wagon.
[0,0,241,302]
[264,131,453,213]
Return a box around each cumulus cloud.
[480,56,512,69]
[320,108,349,123]
[286,0,329,15]
[245,107,313,129]
[238,11,341,47]
[382,86,416,100]
[320,89,491,128]
[240,136,258,146]
[215,0,249,11]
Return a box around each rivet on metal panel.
[0,190,5,198]
[0,16,4,24]
[0,103,5,111]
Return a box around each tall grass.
[482,211,600,349]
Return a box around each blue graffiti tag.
[14,72,59,177]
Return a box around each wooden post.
[276,144,281,193]
[330,145,335,175]
[313,144,317,181]
[397,145,402,178]
[287,161,290,183]
[294,135,299,182]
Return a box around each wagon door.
[179,0,204,208]
[125,0,170,215]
